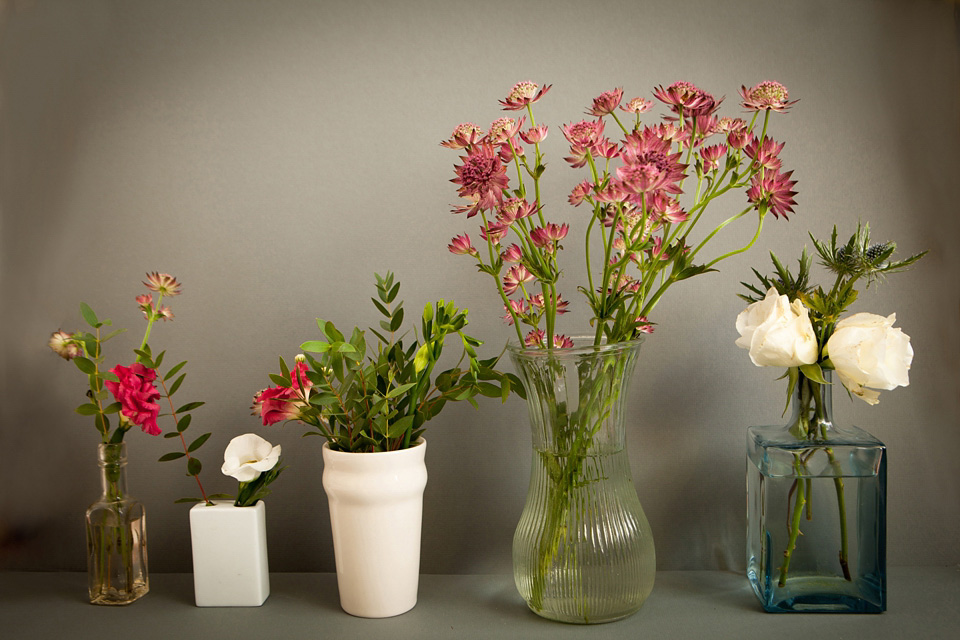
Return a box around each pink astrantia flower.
[552,334,575,349]
[699,144,728,172]
[503,264,534,296]
[500,243,524,263]
[530,223,569,252]
[502,298,529,326]
[448,234,478,257]
[48,330,82,360]
[531,293,570,314]
[524,329,545,347]
[105,363,162,436]
[587,88,623,116]
[568,180,593,206]
[561,119,605,148]
[451,144,509,217]
[747,169,798,220]
[480,220,508,246]
[744,136,785,172]
[653,81,720,117]
[635,317,656,334]
[497,198,537,225]
[620,127,687,194]
[594,139,620,160]
[647,191,689,224]
[519,125,548,144]
[157,306,174,321]
[500,81,552,111]
[488,116,523,143]
[440,122,484,149]
[714,117,748,134]
[621,97,654,114]
[143,272,181,297]
[739,81,797,112]
[727,128,751,150]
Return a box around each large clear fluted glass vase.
[86,443,149,605]
[747,371,886,613]
[508,338,655,624]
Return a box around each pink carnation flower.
[105,363,162,436]
[251,362,312,426]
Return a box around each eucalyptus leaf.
[158,452,186,462]
[188,432,211,452]
[80,302,100,328]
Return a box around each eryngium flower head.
[143,272,181,296]
[739,81,797,112]
[49,330,82,360]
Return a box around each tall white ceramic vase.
[321,439,427,618]
[189,500,270,607]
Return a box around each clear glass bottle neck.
[97,443,129,501]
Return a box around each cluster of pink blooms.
[443,80,797,348]
[251,361,312,426]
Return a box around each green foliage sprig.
[256,272,524,453]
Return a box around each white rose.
[826,312,913,405]
[735,287,819,368]
[221,433,282,482]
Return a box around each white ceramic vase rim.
[321,438,425,457]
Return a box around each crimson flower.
[251,361,311,426]
[105,363,162,436]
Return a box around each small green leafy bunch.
[253,272,523,452]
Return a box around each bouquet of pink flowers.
[444,80,798,347]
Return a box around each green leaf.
[389,307,405,333]
[187,457,202,476]
[177,413,192,433]
[300,340,330,353]
[100,371,119,383]
[174,497,204,504]
[103,402,122,414]
[101,328,127,342]
[799,363,830,385]
[385,281,401,304]
[164,361,187,381]
[163,431,181,439]
[207,493,233,501]
[188,432,212,452]
[80,302,100,328]
[387,415,415,439]
[74,357,97,375]
[75,402,100,416]
[386,382,416,399]
[176,401,205,413]
[168,372,186,396]
[269,373,292,388]
[783,367,799,416]
[154,350,165,369]
[158,451,186,462]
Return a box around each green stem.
[778,454,806,587]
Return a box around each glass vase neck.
[97,443,129,500]
[788,371,834,439]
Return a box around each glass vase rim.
[506,335,645,359]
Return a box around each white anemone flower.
[221,434,281,483]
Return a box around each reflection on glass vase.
[508,338,655,624]
[747,371,886,613]
[86,443,149,605]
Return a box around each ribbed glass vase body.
[86,443,149,605]
[509,338,655,624]
[746,373,886,613]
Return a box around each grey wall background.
[1,0,957,575]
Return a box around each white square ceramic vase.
[189,500,270,606]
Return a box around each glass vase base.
[526,598,645,625]
[89,582,149,606]
[748,572,884,613]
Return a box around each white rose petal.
[735,287,819,368]
[826,312,913,405]
[221,433,282,482]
